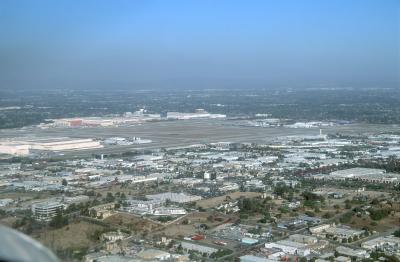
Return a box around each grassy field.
[103,212,161,233]
[35,221,105,251]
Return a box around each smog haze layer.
[0,0,399,91]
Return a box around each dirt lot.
[196,192,262,209]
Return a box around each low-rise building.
[309,224,332,235]
[310,224,364,241]
[324,226,365,241]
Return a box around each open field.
[0,120,399,157]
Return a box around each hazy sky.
[0,0,399,90]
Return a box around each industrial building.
[326,168,400,185]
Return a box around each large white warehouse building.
[0,137,103,156]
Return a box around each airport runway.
[0,120,398,156]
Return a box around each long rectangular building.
[311,168,400,185]
[0,137,103,156]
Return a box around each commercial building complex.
[312,168,400,185]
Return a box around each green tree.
[105,192,115,203]
[49,211,68,228]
